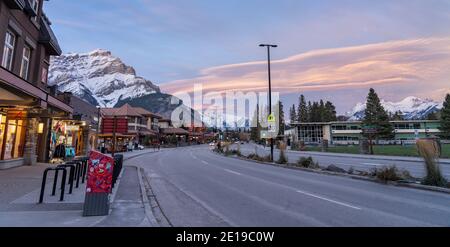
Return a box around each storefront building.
[0,0,73,169]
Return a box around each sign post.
[83,151,115,217]
[362,125,378,155]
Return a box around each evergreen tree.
[390,111,404,121]
[362,88,394,140]
[307,101,312,122]
[324,101,337,122]
[289,104,296,124]
[297,95,308,122]
[277,101,285,136]
[439,94,450,139]
[250,104,261,141]
[319,100,326,122]
[310,102,321,122]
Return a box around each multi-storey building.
[100,104,162,147]
[0,0,73,169]
[289,120,443,145]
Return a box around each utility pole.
[259,44,277,162]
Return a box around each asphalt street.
[236,143,450,179]
[127,145,450,227]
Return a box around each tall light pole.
[259,44,277,162]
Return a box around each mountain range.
[48,49,190,119]
[347,96,443,120]
[49,49,160,107]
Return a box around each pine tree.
[297,95,308,122]
[390,111,404,121]
[277,101,285,136]
[324,101,337,122]
[362,88,394,140]
[319,100,325,122]
[250,104,261,141]
[307,101,312,122]
[310,102,321,122]
[439,94,450,139]
[289,104,296,124]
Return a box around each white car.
[137,145,145,150]
[209,142,216,147]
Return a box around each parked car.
[137,145,145,150]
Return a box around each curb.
[288,150,450,165]
[249,144,450,164]
[136,166,159,227]
[123,150,161,162]
[213,151,450,195]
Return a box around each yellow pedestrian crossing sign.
[268,114,276,123]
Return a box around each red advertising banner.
[101,118,128,134]
[86,151,115,193]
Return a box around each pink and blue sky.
[46,0,450,114]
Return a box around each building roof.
[101,104,164,120]
[101,104,142,117]
[39,13,62,56]
[134,107,163,119]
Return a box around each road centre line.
[296,190,362,210]
[223,169,242,176]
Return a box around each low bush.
[369,165,413,182]
[296,157,319,169]
[247,153,272,162]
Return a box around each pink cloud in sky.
[161,37,450,102]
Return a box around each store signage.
[101,118,128,134]
[86,151,115,193]
[66,125,80,132]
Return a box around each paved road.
[236,143,450,179]
[128,145,450,227]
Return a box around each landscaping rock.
[325,165,347,173]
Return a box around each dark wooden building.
[0,0,73,168]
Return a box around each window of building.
[2,31,16,71]
[31,0,40,22]
[41,66,48,83]
[0,114,5,158]
[1,118,26,160]
[20,46,31,80]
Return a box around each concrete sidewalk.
[95,166,157,227]
[0,148,160,227]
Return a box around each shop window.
[0,114,5,158]
[1,119,26,160]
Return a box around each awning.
[139,130,158,136]
[98,133,136,138]
[161,128,189,135]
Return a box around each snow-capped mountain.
[347,96,443,120]
[49,49,160,107]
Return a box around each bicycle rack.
[39,167,67,204]
[67,161,83,189]
[56,164,76,194]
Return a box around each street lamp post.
[259,44,277,162]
